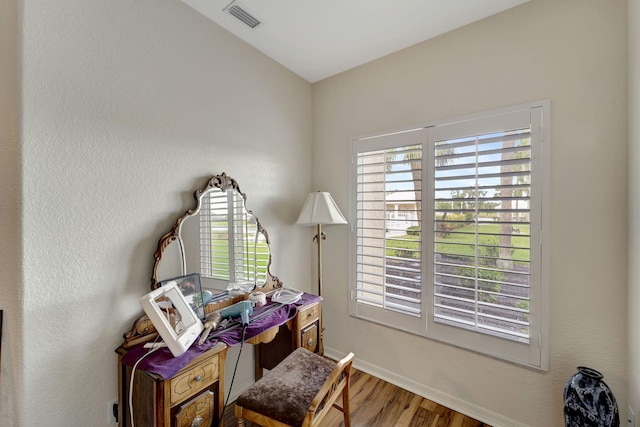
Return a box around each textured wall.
[6,0,633,425]
[313,0,628,425]
[13,0,312,425]
[0,0,22,424]
[629,0,640,419]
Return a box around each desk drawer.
[298,303,320,328]
[300,321,319,353]
[170,355,219,405]
[174,390,214,427]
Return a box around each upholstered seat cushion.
[236,347,335,426]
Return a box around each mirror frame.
[150,172,283,292]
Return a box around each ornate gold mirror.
[151,173,281,293]
[124,173,283,347]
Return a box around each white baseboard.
[324,346,528,427]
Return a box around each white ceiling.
[181,0,529,83]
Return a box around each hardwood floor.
[222,368,491,427]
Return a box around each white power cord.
[128,344,162,427]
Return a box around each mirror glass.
[152,173,280,294]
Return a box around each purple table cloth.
[121,292,321,379]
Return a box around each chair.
[235,347,355,427]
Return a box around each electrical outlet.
[629,406,636,427]
[108,399,118,424]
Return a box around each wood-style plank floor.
[222,368,491,427]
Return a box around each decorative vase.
[563,366,619,427]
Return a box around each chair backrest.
[304,352,355,426]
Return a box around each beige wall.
[629,0,640,420]
[5,0,313,425]
[3,0,634,425]
[0,0,22,424]
[313,0,628,425]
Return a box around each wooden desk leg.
[253,345,263,381]
[218,349,227,427]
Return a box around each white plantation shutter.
[426,107,546,368]
[355,147,422,313]
[350,102,549,369]
[352,129,426,334]
[431,118,533,342]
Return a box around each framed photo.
[159,273,205,320]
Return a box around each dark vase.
[563,366,619,427]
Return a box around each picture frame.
[159,273,205,321]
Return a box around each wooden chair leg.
[342,387,351,427]
[234,405,246,427]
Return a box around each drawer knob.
[307,338,314,347]
[194,375,203,382]
[191,415,203,427]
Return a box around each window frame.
[349,101,550,370]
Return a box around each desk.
[115,293,321,427]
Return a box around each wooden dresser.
[116,297,322,427]
[116,343,227,427]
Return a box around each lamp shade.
[296,192,347,226]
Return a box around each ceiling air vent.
[223,1,262,29]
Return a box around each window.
[350,101,549,370]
